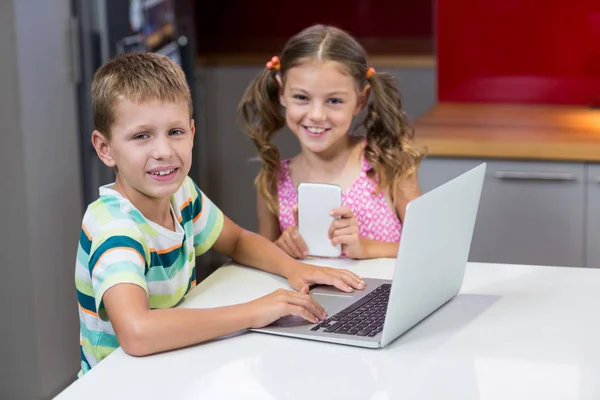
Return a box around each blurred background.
[1,0,600,398]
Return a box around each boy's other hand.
[286,263,366,294]
[245,288,326,328]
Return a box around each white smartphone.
[297,182,343,258]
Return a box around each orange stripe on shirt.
[91,247,145,273]
[82,224,92,240]
[149,243,182,254]
[179,198,192,211]
[79,303,98,318]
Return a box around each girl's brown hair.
[237,24,423,214]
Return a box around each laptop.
[251,163,486,348]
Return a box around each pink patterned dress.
[277,156,402,243]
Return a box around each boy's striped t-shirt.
[75,176,224,376]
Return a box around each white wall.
[0,0,83,398]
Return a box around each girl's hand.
[275,206,308,259]
[329,206,368,259]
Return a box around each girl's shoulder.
[279,157,293,173]
[278,157,295,185]
[280,154,303,176]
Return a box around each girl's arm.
[257,190,308,259]
[359,171,423,258]
[329,171,423,259]
[256,190,282,241]
[394,170,423,223]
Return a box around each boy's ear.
[91,130,116,168]
[354,84,370,115]
[275,74,286,107]
[190,119,195,146]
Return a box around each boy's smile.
[147,165,179,182]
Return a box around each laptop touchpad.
[310,284,357,297]
[266,289,357,328]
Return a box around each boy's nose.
[152,137,174,160]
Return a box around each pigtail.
[362,71,424,204]
[237,68,285,214]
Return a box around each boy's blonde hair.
[92,52,192,138]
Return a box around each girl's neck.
[114,177,174,231]
[297,138,362,175]
[295,136,364,181]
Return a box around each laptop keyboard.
[310,283,391,337]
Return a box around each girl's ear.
[354,84,370,115]
[276,74,286,107]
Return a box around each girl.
[238,25,424,260]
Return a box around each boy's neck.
[113,177,175,231]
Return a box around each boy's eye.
[133,133,149,140]
[293,94,308,101]
[169,129,184,136]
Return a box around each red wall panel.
[437,0,600,105]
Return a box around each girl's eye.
[329,98,343,105]
[293,94,308,101]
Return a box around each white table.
[56,258,600,400]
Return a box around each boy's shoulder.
[171,175,203,209]
[81,186,148,248]
[82,176,204,239]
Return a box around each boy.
[75,52,365,376]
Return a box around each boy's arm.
[104,284,250,356]
[212,214,365,293]
[90,226,324,357]
[103,281,327,357]
[100,215,364,358]
[101,217,365,357]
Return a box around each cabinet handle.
[494,171,577,181]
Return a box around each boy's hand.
[286,263,366,294]
[329,206,368,259]
[245,288,327,328]
[275,206,308,259]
